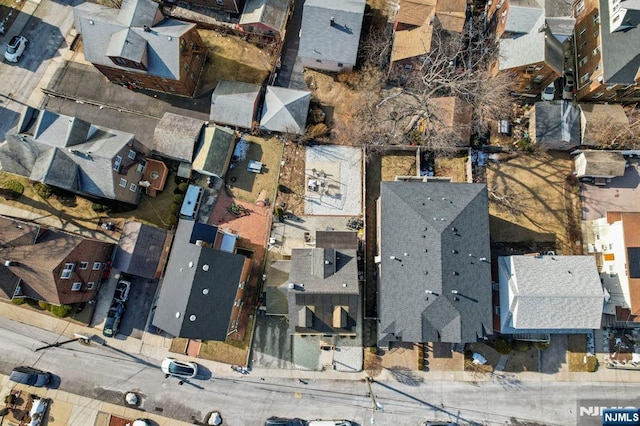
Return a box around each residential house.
[287,230,360,370]
[210,80,262,130]
[498,255,604,339]
[192,125,237,178]
[574,150,627,179]
[529,100,581,150]
[112,221,173,279]
[579,103,629,147]
[0,107,150,205]
[152,112,206,163]
[260,86,310,135]
[152,219,250,341]
[389,0,466,79]
[376,181,492,348]
[0,216,114,305]
[74,0,207,97]
[590,212,640,324]
[491,0,572,96]
[240,0,290,41]
[298,0,366,72]
[572,0,640,102]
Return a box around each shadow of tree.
[385,365,423,386]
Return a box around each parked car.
[9,366,51,387]
[265,418,307,426]
[132,420,151,426]
[541,82,555,101]
[563,71,575,100]
[308,421,353,426]
[103,301,125,338]
[161,358,198,379]
[28,395,49,426]
[4,35,28,62]
[113,280,131,303]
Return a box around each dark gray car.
[9,366,51,387]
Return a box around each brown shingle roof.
[396,0,436,26]
[428,96,473,144]
[391,22,434,62]
[435,0,466,32]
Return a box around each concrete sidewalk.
[0,374,194,426]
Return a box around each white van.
[307,421,353,426]
[180,184,203,220]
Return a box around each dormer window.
[61,262,75,279]
[114,155,123,172]
[128,149,136,160]
[71,282,82,291]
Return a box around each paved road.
[2,318,639,426]
[0,0,77,141]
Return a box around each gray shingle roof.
[113,221,169,278]
[505,6,543,33]
[599,0,640,84]
[210,80,262,129]
[152,219,247,341]
[532,101,581,150]
[240,0,290,34]
[574,151,627,178]
[579,103,629,147]
[378,181,492,345]
[288,248,359,334]
[260,86,310,134]
[499,255,604,332]
[153,112,205,162]
[298,0,365,67]
[74,0,193,80]
[192,125,237,177]
[0,108,144,203]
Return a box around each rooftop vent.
[175,312,181,318]
[143,25,151,32]
[451,290,459,294]
[330,17,334,26]
[189,315,196,322]
[202,264,209,271]
[202,288,209,295]
[4,260,16,267]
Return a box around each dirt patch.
[274,141,306,217]
[485,151,578,253]
[435,156,468,183]
[1,0,26,34]
[503,345,538,372]
[466,341,538,373]
[198,30,275,93]
[381,152,417,181]
[197,317,254,366]
[304,70,365,146]
[225,135,283,205]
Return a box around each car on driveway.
[161,358,198,379]
[563,71,575,100]
[265,418,307,426]
[9,366,51,387]
[113,280,131,303]
[4,35,28,62]
[541,82,555,101]
[103,301,125,338]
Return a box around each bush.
[512,340,530,352]
[50,304,73,318]
[92,203,108,213]
[11,298,26,305]
[534,341,550,351]
[3,180,24,199]
[107,201,136,214]
[5,394,16,404]
[38,301,51,310]
[33,182,54,199]
[165,214,178,228]
[178,182,189,193]
[173,194,184,203]
[586,355,598,372]
[489,337,512,355]
[169,202,181,215]
[0,407,8,416]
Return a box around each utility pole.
[34,333,91,352]
[366,377,383,424]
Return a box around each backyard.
[466,339,539,374]
[381,152,416,181]
[198,30,275,94]
[485,151,580,254]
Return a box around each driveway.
[539,334,569,374]
[581,158,640,220]
[273,0,305,90]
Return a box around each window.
[337,62,343,68]
[524,67,534,74]
[64,262,75,271]
[87,282,95,290]
[79,262,89,270]
[61,270,72,279]
[92,262,102,270]
[579,57,588,67]
[524,86,532,91]
[533,75,544,83]
[579,41,587,50]
[579,26,586,37]
[113,155,123,172]
[404,64,412,71]
[575,0,585,15]
[494,306,501,315]
[580,73,590,83]
[606,94,616,99]
[119,178,127,188]
[621,84,634,90]
[592,48,599,57]
[593,12,600,24]
[129,183,138,192]
[534,65,544,71]
[128,149,136,160]
[71,282,82,291]
[606,84,617,91]
[315,59,322,63]
[216,0,223,4]
[593,92,603,98]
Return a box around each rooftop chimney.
[143,25,151,32]
[330,17,335,26]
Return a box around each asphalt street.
[2,318,639,426]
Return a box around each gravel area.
[304,145,362,216]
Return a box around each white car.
[161,358,198,381]
[113,280,131,303]
[541,82,555,101]
[563,71,575,100]
[4,35,28,62]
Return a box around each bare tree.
[584,107,640,149]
